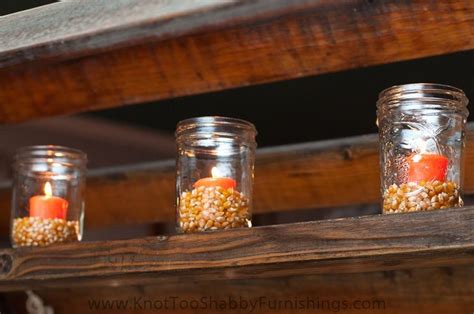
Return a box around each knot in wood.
[156,235,168,241]
[0,254,12,274]
[343,148,354,161]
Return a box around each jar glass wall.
[176,116,257,233]
[377,83,469,214]
[11,145,87,247]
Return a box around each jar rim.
[377,83,469,114]
[14,145,87,165]
[176,116,257,138]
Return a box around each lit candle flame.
[44,182,53,197]
[211,167,222,178]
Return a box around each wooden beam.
[1,124,474,237]
[5,265,473,313]
[0,0,472,122]
[0,207,472,291]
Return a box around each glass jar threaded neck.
[175,116,257,147]
[377,83,469,117]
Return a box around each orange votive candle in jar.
[193,167,237,190]
[175,116,257,233]
[10,145,87,247]
[29,182,69,220]
[377,83,469,214]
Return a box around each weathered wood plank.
[0,0,232,67]
[0,207,472,291]
[1,124,474,237]
[6,265,471,313]
[0,0,472,122]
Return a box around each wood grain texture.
[0,0,231,67]
[6,265,471,313]
[0,0,472,122]
[0,207,472,291]
[1,124,474,237]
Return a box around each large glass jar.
[377,83,469,214]
[11,145,87,247]
[176,116,257,233]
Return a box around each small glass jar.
[176,116,257,233]
[377,83,469,214]
[10,145,87,247]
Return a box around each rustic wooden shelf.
[0,207,471,291]
[0,0,472,123]
[0,1,471,313]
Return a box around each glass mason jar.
[176,116,257,233]
[11,145,87,247]
[377,83,469,214]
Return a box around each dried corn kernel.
[383,180,461,214]
[12,217,79,247]
[178,186,250,233]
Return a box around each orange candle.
[194,167,237,190]
[29,182,68,220]
[407,153,449,182]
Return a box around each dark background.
[2,0,474,148]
